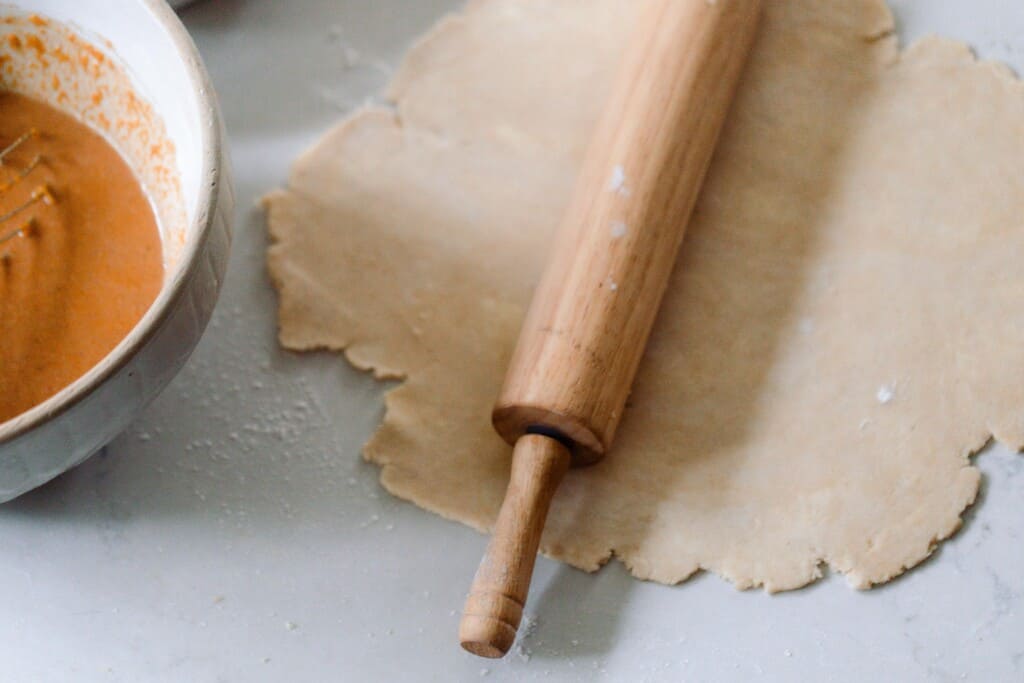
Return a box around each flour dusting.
[608,164,630,196]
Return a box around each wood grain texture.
[493,0,764,464]
[462,0,762,657]
[459,434,571,658]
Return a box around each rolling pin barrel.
[461,0,762,658]
[494,0,763,464]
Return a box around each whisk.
[0,129,51,265]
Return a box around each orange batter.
[0,91,163,423]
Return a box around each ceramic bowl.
[0,0,233,501]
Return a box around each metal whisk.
[0,129,52,265]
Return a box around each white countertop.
[1,1,1022,681]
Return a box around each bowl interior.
[0,0,214,439]
[0,0,206,266]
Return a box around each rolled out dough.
[265,0,1024,591]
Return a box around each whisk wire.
[0,129,36,165]
[1,130,47,261]
[0,219,33,246]
[1,187,50,226]
[1,155,42,194]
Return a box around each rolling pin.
[459,0,763,658]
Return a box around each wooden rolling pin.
[459,0,763,658]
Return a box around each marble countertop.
[0,1,1021,680]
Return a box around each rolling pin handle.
[459,433,572,658]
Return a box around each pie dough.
[265,0,1024,591]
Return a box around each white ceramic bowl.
[0,0,233,501]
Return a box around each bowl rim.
[0,0,223,444]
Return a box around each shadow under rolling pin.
[458,0,764,659]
